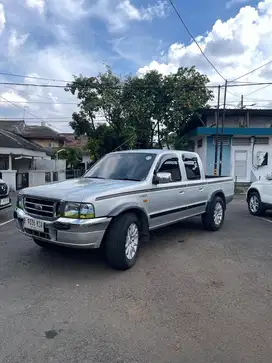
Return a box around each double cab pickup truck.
[14,150,234,270]
[0,178,11,211]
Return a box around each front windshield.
[84,152,156,181]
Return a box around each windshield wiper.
[112,177,141,181]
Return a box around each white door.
[234,150,248,182]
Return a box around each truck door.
[181,153,208,217]
[147,154,188,229]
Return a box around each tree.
[65,65,213,157]
[160,67,213,147]
[55,148,82,168]
[122,70,166,148]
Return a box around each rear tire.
[248,192,265,216]
[202,196,225,231]
[104,213,141,270]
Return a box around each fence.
[66,169,85,180]
[16,173,29,190]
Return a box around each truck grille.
[24,228,51,240]
[24,196,59,219]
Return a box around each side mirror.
[153,172,172,184]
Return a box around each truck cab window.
[183,155,201,180]
[158,158,181,182]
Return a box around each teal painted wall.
[206,136,231,176]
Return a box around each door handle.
[199,187,204,191]
[179,190,184,194]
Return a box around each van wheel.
[104,213,140,270]
[248,192,265,216]
[202,196,225,231]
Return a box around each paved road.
[1,198,272,363]
[0,192,16,226]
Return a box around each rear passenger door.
[182,154,208,216]
[148,155,188,229]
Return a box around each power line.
[0,95,46,122]
[0,81,221,89]
[0,101,79,105]
[0,71,69,83]
[167,0,226,81]
[226,90,240,98]
[244,84,271,97]
[3,80,272,89]
[230,59,272,82]
[0,117,106,120]
[2,84,72,103]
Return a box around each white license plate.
[24,217,44,232]
[0,197,9,206]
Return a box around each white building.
[0,129,66,190]
[187,108,272,184]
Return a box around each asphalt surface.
[0,197,272,363]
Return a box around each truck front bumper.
[14,208,111,249]
[0,195,11,211]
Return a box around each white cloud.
[138,0,272,108]
[226,0,252,9]
[0,3,6,34]
[90,0,168,32]
[47,0,87,20]
[138,1,272,79]
[25,0,45,14]
[0,43,105,131]
[0,91,28,107]
[8,30,29,57]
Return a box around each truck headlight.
[17,194,24,209]
[62,202,95,219]
[79,203,95,219]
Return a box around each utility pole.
[219,80,227,176]
[241,94,244,109]
[214,85,220,176]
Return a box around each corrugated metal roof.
[0,129,46,152]
[0,121,65,140]
[202,108,272,116]
[0,120,25,133]
[21,125,65,140]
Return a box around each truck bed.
[205,175,229,179]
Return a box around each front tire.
[202,196,225,231]
[104,213,140,270]
[248,192,265,216]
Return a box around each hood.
[21,177,142,202]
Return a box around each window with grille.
[255,137,269,145]
[232,137,251,146]
[213,136,230,146]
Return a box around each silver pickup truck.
[14,150,234,270]
[0,178,11,211]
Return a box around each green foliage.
[55,148,82,168]
[65,65,213,158]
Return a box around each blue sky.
[0,0,271,130]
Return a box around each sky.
[0,0,272,132]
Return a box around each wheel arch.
[247,188,261,202]
[206,190,226,212]
[107,203,149,240]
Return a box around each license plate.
[0,197,9,206]
[24,217,44,232]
